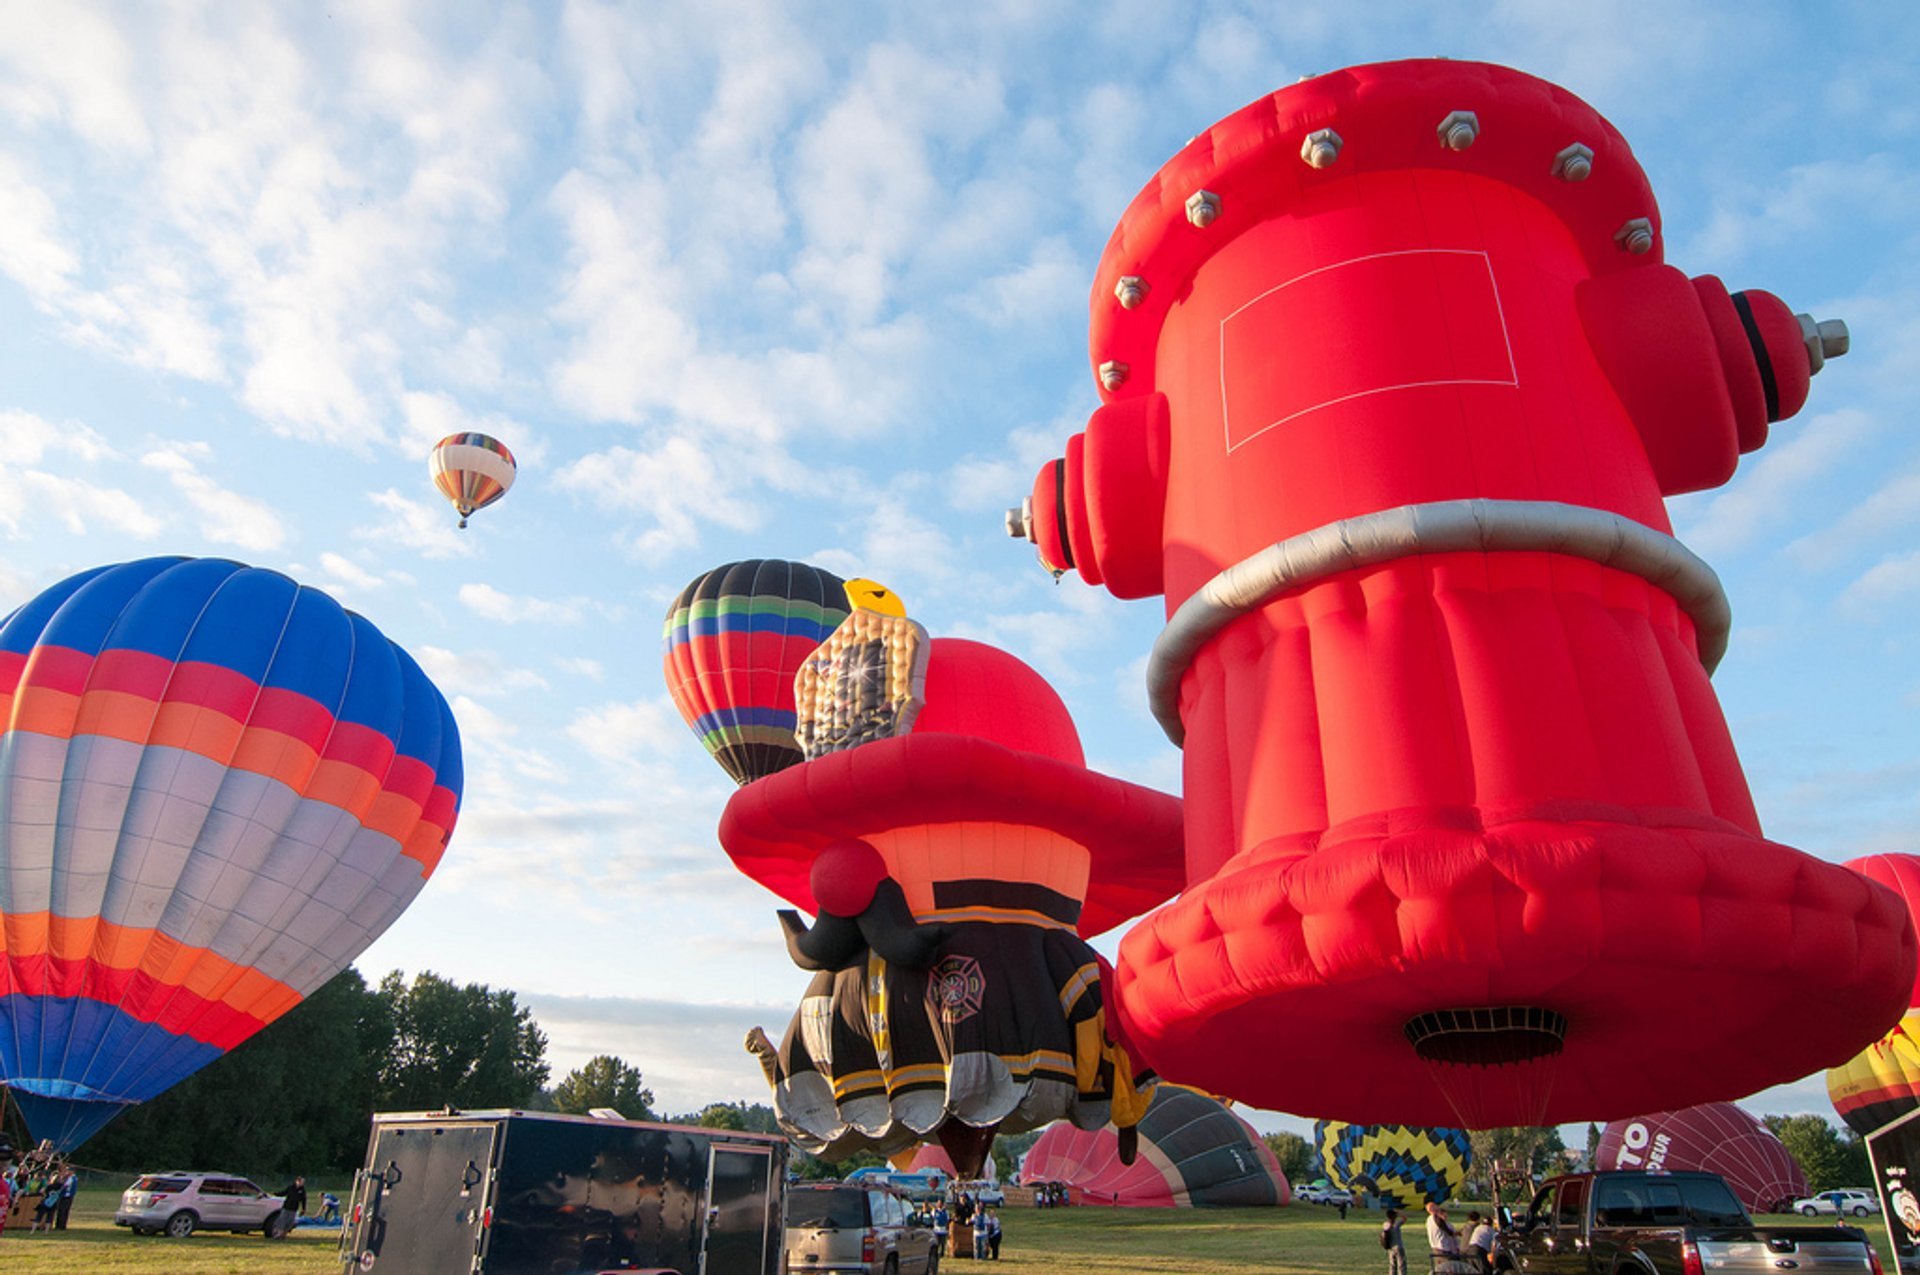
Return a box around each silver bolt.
[1114,276,1150,309]
[1795,314,1850,375]
[1614,217,1654,255]
[1301,128,1343,169]
[1185,189,1221,228]
[1552,143,1594,182]
[1005,499,1031,539]
[1437,110,1480,151]
[1098,360,1129,391]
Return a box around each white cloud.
[568,696,688,771]
[0,408,112,463]
[457,582,588,625]
[945,418,1074,513]
[415,645,551,699]
[140,442,286,552]
[402,389,537,464]
[448,693,565,785]
[317,551,384,593]
[357,488,475,559]
[1786,465,1920,570]
[0,152,81,300]
[556,656,605,680]
[1672,409,1877,559]
[0,4,152,151]
[1840,550,1920,615]
[0,468,163,540]
[1685,155,1920,270]
[558,437,763,561]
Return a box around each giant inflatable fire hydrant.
[1008,59,1914,1127]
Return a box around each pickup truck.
[1495,1169,1883,1274]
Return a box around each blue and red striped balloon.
[662,560,850,785]
[0,557,461,1149]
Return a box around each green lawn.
[3,1194,1900,1275]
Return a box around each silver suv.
[115,1171,287,1238]
[786,1182,940,1275]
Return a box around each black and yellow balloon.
[1313,1121,1471,1208]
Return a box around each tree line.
[50,968,782,1179]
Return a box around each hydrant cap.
[1088,59,1661,402]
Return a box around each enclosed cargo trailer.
[340,1109,786,1275]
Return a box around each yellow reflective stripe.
[919,906,1075,930]
[1058,962,1099,1015]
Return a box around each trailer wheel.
[166,1210,198,1238]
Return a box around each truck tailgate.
[1697,1226,1877,1271]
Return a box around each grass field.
[4,1195,1901,1275]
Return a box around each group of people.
[1032,1182,1071,1207]
[1378,1202,1497,1274]
[922,1188,1004,1260]
[0,1157,78,1235]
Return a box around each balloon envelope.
[1595,1103,1805,1213]
[0,558,461,1149]
[1830,855,1920,1136]
[1019,1087,1290,1207]
[428,431,516,525]
[663,560,850,785]
[1313,1122,1470,1208]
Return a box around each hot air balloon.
[429,431,517,529]
[724,638,1185,1176]
[1595,1104,1806,1214]
[663,560,852,785]
[1830,855,1920,1135]
[0,557,461,1150]
[1006,57,1911,1128]
[1020,1087,1291,1207]
[1313,1122,1470,1209]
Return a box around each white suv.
[1789,1188,1881,1218]
[115,1171,287,1238]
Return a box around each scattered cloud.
[1671,409,1877,558]
[415,645,551,699]
[357,488,474,560]
[555,656,605,680]
[140,441,286,551]
[1841,549,1920,616]
[568,696,687,771]
[458,582,589,625]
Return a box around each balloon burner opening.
[1404,1007,1568,1129]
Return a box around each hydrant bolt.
[1796,314,1851,374]
[1437,110,1480,150]
[1099,360,1130,391]
[1185,190,1222,228]
[1301,129,1343,169]
[1553,143,1595,182]
[1115,276,1150,309]
[1614,217,1654,255]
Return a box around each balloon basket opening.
[1405,1007,1568,1130]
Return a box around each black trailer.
[339,1109,787,1275]
[1868,1106,1920,1273]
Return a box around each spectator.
[1381,1206,1407,1275]
[29,1176,58,1233]
[932,1202,949,1252]
[973,1206,991,1260]
[54,1168,77,1231]
[274,1175,307,1239]
[1468,1210,1495,1272]
[985,1206,1002,1260]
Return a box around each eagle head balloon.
[1007,58,1913,1127]
[721,634,1185,1177]
[0,557,461,1149]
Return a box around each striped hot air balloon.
[662,560,851,785]
[1018,1086,1290,1207]
[429,431,517,528]
[0,558,461,1150]
[1830,855,1920,1136]
[1313,1122,1471,1208]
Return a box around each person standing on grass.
[275,1175,307,1239]
[985,1207,1002,1260]
[54,1167,77,1230]
[1381,1206,1408,1275]
[29,1176,58,1233]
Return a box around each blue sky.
[0,2,1916,1145]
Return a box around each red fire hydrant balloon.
[1010,59,1912,1126]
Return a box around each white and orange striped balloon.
[429,432,517,528]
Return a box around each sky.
[0,1,1916,1149]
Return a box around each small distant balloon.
[429,432,517,529]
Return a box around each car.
[1789,1188,1881,1218]
[114,1171,287,1238]
[1296,1184,1354,1206]
[786,1181,941,1274]
[956,1180,1005,1207]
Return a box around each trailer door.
[349,1121,499,1275]
[701,1144,778,1275]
